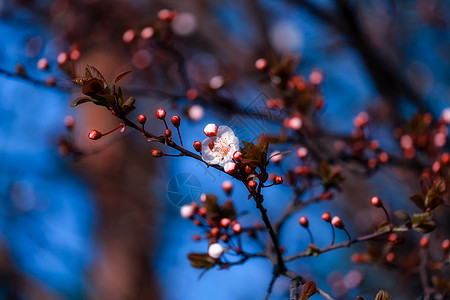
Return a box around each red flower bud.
[64,116,75,130]
[192,235,201,241]
[248,180,257,191]
[193,141,202,152]
[220,218,231,228]
[331,216,344,229]
[211,227,220,239]
[420,236,429,248]
[441,239,450,252]
[371,196,382,207]
[254,58,267,70]
[222,181,233,195]
[245,165,253,174]
[156,108,166,119]
[351,253,366,264]
[198,207,207,217]
[186,88,198,100]
[37,58,49,70]
[232,222,242,233]
[274,176,283,185]
[221,234,228,242]
[138,114,147,125]
[165,129,172,137]
[321,212,331,222]
[88,130,102,140]
[233,151,242,162]
[299,216,309,227]
[152,149,163,157]
[386,252,395,262]
[171,115,181,127]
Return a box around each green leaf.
[413,220,436,233]
[187,253,216,269]
[374,290,389,300]
[376,221,392,233]
[411,213,436,233]
[394,210,411,223]
[70,96,93,107]
[299,281,317,300]
[114,70,132,83]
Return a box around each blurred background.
[0,0,449,299]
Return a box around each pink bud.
[331,216,344,229]
[255,58,267,70]
[37,58,49,70]
[299,216,309,227]
[220,218,231,228]
[233,151,242,162]
[297,147,308,159]
[180,204,195,219]
[200,193,207,203]
[203,123,218,137]
[57,52,68,65]
[140,27,154,39]
[371,196,382,207]
[232,222,242,233]
[123,29,136,43]
[288,117,302,130]
[224,162,237,174]
[208,243,224,259]
[221,181,233,195]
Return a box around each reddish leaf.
[114,70,132,83]
[374,290,389,300]
[299,281,317,300]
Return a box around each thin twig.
[284,228,395,262]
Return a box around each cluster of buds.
[150,108,185,157]
[331,112,390,171]
[394,112,448,160]
[179,193,248,260]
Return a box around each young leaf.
[70,96,93,107]
[424,180,445,210]
[85,65,107,83]
[409,194,425,210]
[394,210,411,223]
[204,194,220,218]
[114,70,132,83]
[187,253,216,269]
[374,290,389,300]
[221,199,236,220]
[299,281,317,300]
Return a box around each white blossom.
[208,243,224,259]
[202,126,239,166]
